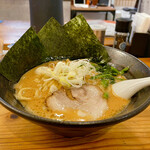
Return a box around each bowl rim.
[0,48,150,127]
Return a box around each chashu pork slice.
[47,85,108,119]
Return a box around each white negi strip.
[35,59,96,88]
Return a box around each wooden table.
[0,58,150,149]
[71,5,116,20]
[1,20,150,149]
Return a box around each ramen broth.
[14,60,130,121]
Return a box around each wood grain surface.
[71,5,116,12]
[0,58,150,150]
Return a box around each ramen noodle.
[14,59,130,121]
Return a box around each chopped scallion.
[103,92,109,99]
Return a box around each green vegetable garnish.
[91,63,129,88]
[115,77,125,81]
[103,92,109,99]
[110,66,119,76]
[101,79,109,88]
[119,66,129,75]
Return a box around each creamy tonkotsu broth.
[14,59,130,121]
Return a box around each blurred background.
[0,0,149,23]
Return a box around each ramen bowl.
[0,47,150,137]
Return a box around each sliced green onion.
[103,92,109,99]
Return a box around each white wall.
[0,0,71,23]
[0,0,30,21]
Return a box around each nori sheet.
[38,17,84,59]
[0,27,46,82]
[64,14,110,63]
